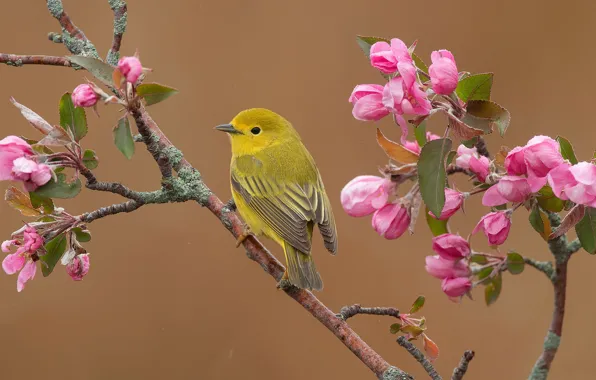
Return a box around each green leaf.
[33,173,82,199]
[455,73,493,102]
[82,149,99,170]
[409,296,425,314]
[484,274,502,306]
[476,267,494,285]
[29,192,54,214]
[40,234,67,277]
[556,136,578,165]
[68,56,115,87]
[469,254,488,265]
[418,138,452,217]
[529,205,552,241]
[465,100,511,137]
[446,151,457,166]
[5,187,41,217]
[462,137,479,148]
[537,185,564,213]
[136,83,179,106]
[113,116,135,159]
[401,325,425,339]
[576,207,596,254]
[412,53,428,74]
[506,252,525,275]
[389,323,402,334]
[425,206,448,236]
[356,35,388,59]
[59,92,88,141]
[414,122,427,147]
[72,227,91,243]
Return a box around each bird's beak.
[214,123,242,134]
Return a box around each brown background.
[0,0,594,379]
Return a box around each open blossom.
[473,211,511,246]
[429,50,458,95]
[11,157,52,191]
[369,38,412,74]
[455,145,490,182]
[432,233,470,260]
[349,84,389,121]
[341,175,393,217]
[504,146,527,176]
[425,255,470,279]
[372,203,410,239]
[66,254,90,281]
[548,162,596,207]
[71,84,99,107]
[402,132,442,154]
[2,226,43,292]
[441,277,472,297]
[431,188,465,220]
[0,136,34,180]
[523,136,564,192]
[118,56,143,83]
[0,137,52,191]
[482,175,531,206]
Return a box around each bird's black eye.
[250,127,261,135]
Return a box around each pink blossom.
[118,56,143,83]
[11,157,52,191]
[473,211,511,246]
[504,146,527,176]
[441,277,472,297]
[0,136,34,181]
[429,50,458,95]
[547,162,596,207]
[66,254,90,281]
[402,132,442,155]
[432,233,471,260]
[425,255,470,279]
[2,226,43,292]
[455,145,490,182]
[369,38,412,74]
[372,203,410,239]
[482,176,531,206]
[524,136,564,192]
[348,84,389,121]
[341,175,393,217]
[431,188,465,220]
[71,84,99,107]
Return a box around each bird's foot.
[235,227,253,248]
[276,271,294,291]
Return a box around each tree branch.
[523,257,554,282]
[107,0,128,65]
[46,0,98,57]
[338,304,400,321]
[81,200,142,223]
[0,54,71,67]
[451,350,475,380]
[396,336,441,380]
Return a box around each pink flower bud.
[66,254,90,281]
[341,175,393,217]
[524,136,564,192]
[11,157,52,192]
[473,211,511,246]
[482,175,531,206]
[403,132,442,155]
[118,56,143,83]
[0,136,34,181]
[441,277,472,297]
[348,84,389,121]
[548,162,596,207]
[429,50,458,95]
[71,84,99,107]
[372,203,410,239]
[431,188,465,220]
[432,234,471,260]
[369,41,398,74]
[504,146,527,176]
[455,145,490,182]
[425,255,470,279]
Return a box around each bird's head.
[215,108,300,156]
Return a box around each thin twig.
[81,200,142,223]
[46,0,98,57]
[107,0,128,65]
[0,54,71,67]
[451,350,475,380]
[338,304,400,321]
[523,257,555,282]
[396,336,442,380]
[79,166,144,201]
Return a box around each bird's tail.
[283,242,323,291]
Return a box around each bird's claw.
[235,228,253,248]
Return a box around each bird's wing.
[231,155,337,254]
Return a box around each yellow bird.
[216,109,338,291]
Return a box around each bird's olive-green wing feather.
[232,154,337,254]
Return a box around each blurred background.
[0,0,594,379]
